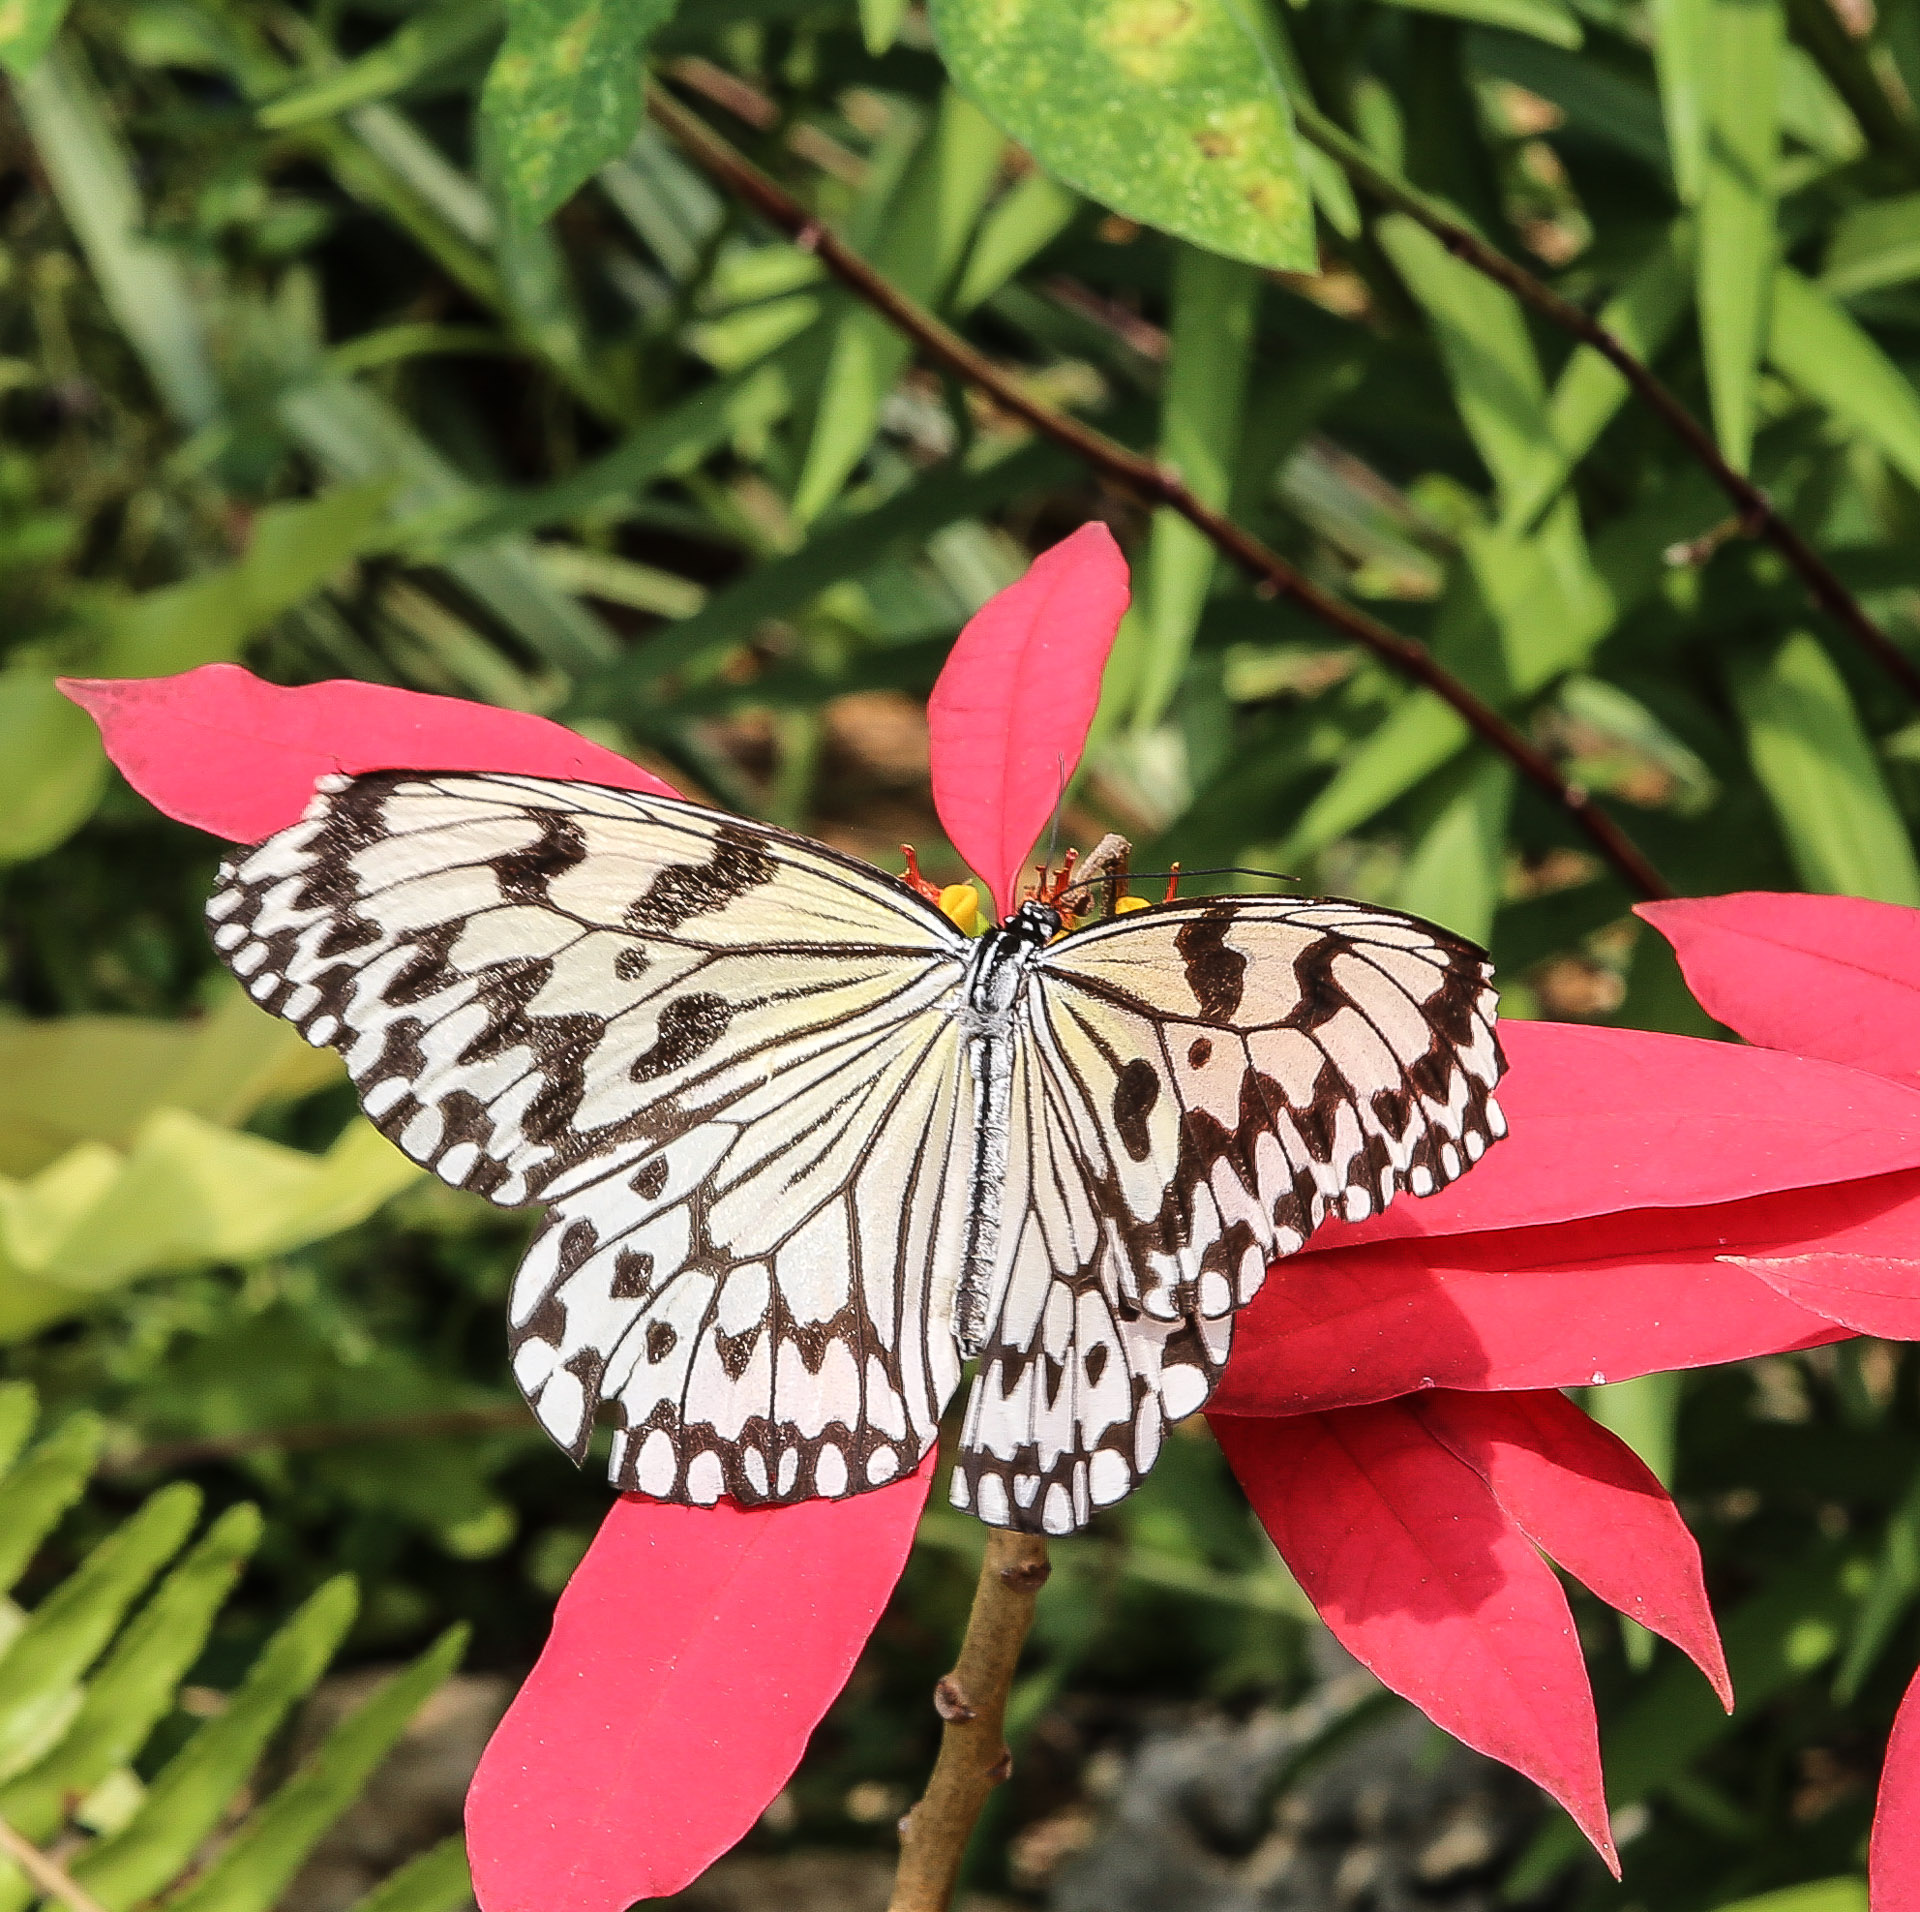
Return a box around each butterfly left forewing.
[208,768,977,1506]
[953,895,1505,1535]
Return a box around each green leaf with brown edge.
[480,0,678,224]
[929,0,1316,271]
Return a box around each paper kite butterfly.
[205,771,1505,1535]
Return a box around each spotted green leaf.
[480,0,677,223]
[929,0,1315,271]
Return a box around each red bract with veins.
[58,531,1920,1909]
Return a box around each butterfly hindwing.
[952,895,1505,1535]
[207,770,974,1503]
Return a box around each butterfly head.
[1003,898,1063,946]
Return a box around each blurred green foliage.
[3,0,1920,1904]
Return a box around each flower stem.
[889,1530,1051,1912]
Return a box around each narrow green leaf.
[1281,695,1473,864]
[858,0,912,54]
[1508,1547,1867,1891]
[0,1386,35,1481]
[480,0,677,223]
[1394,755,1515,944]
[1730,631,1920,904]
[1374,0,1583,49]
[99,483,394,678]
[10,44,216,426]
[930,0,1316,271]
[1834,1468,1920,1700]
[1770,266,1920,492]
[1822,190,1920,298]
[1697,0,1783,474]
[345,1838,473,1912]
[0,1484,200,1783]
[794,89,1005,521]
[0,0,75,75]
[1131,244,1259,727]
[953,170,1079,314]
[1710,1885,1867,1912]
[0,1414,103,1597]
[1376,213,1555,511]
[0,667,109,865]
[1501,221,1694,531]
[258,0,502,129]
[73,1578,358,1910]
[162,1626,468,1912]
[1650,0,1714,199]
[1586,1371,1682,1486]
[0,1504,262,1844]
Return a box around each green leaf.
[479,0,677,223]
[1697,0,1783,474]
[0,985,341,1179]
[74,1578,359,1912]
[0,1415,101,1597]
[858,0,912,54]
[1374,0,1583,48]
[1282,694,1473,864]
[1394,755,1515,944]
[1821,191,1920,298]
[1770,266,1920,492]
[953,170,1079,314]
[0,1386,35,1481]
[1650,0,1714,199]
[0,1504,262,1845]
[1834,1467,1920,1701]
[0,1114,421,1342]
[1501,220,1694,531]
[0,1484,200,1783]
[1375,213,1554,511]
[1129,244,1259,728]
[930,0,1316,272]
[345,1837,473,1912]
[793,89,1006,521]
[100,482,394,677]
[1730,630,1920,905]
[10,44,216,426]
[1710,1886,1867,1912]
[161,1626,467,1912]
[259,0,502,129]
[0,0,76,75]
[0,666,110,865]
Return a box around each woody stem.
[888,1530,1050,1912]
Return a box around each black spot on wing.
[625,823,777,933]
[630,992,734,1083]
[1175,908,1246,1022]
[1111,1058,1161,1163]
[492,812,587,902]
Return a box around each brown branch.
[99,1405,532,1477]
[647,86,1673,902]
[0,1815,110,1912]
[1289,103,1920,708]
[889,1531,1050,1912]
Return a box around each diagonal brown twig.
[1288,102,1920,707]
[646,85,1674,902]
[0,1815,110,1912]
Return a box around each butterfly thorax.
[952,899,1061,1355]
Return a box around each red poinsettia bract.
[60,527,1920,1906]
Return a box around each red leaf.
[927,523,1129,918]
[1411,1390,1731,1708]
[1212,1171,1901,1414]
[1641,892,1920,1082]
[1316,1021,1920,1249]
[1873,1663,1920,1912]
[1724,1252,1920,1338]
[61,665,677,842]
[1211,1403,1618,1871]
[466,1456,933,1912]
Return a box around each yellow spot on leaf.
[1098,0,1199,80]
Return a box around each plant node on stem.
[889,1530,1051,1912]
